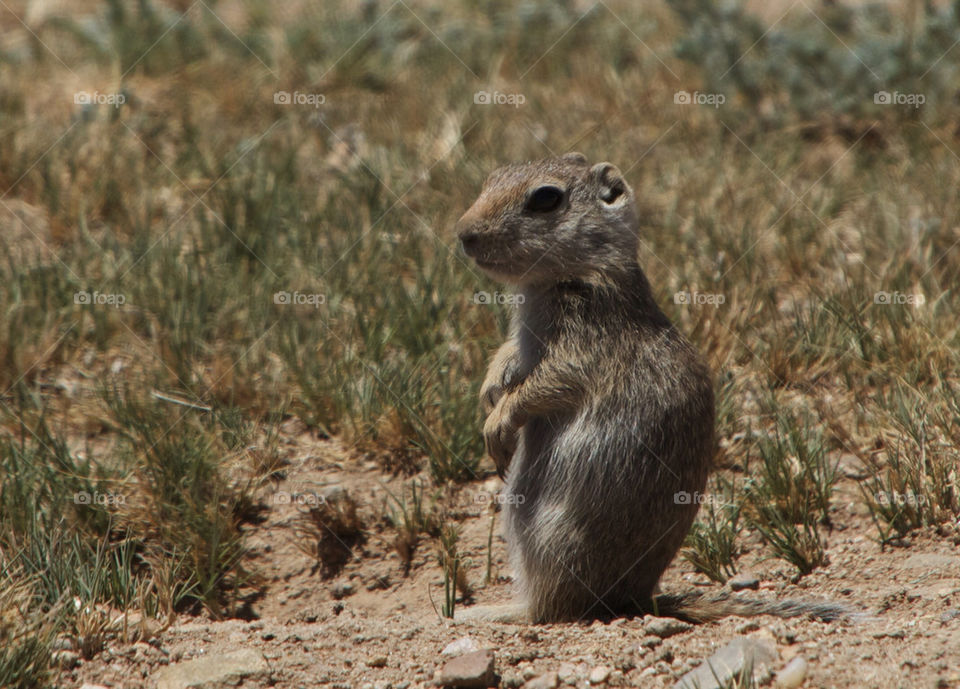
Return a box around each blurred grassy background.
[1,0,959,684]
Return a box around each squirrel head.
[455,152,639,287]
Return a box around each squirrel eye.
[524,185,565,213]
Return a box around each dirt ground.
[64,420,960,689]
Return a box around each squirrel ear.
[561,151,588,165]
[590,162,627,204]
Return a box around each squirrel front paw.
[480,379,504,416]
[483,396,519,479]
[480,354,522,416]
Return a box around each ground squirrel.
[455,153,849,624]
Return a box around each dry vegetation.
[0,0,959,687]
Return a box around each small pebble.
[588,665,611,684]
[501,671,524,688]
[557,663,578,684]
[774,656,808,689]
[644,618,692,638]
[331,582,356,599]
[52,636,76,651]
[940,609,960,623]
[439,649,497,688]
[729,573,760,591]
[51,650,80,670]
[441,637,480,657]
[523,672,559,689]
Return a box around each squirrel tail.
[648,590,853,623]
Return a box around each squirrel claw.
[484,398,518,477]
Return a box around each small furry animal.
[455,153,847,624]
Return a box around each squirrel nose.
[455,218,482,255]
[458,231,480,255]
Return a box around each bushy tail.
[649,590,853,623]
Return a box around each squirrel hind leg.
[454,603,530,625]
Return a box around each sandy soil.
[64,420,960,689]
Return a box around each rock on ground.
[774,656,808,689]
[644,618,693,639]
[522,672,559,689]
[152,649,270,689]
[442,637,481,657]
[674,637,777,689]
[588,665,611,684]
[439,649,497,688]
[728,573,761,591]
